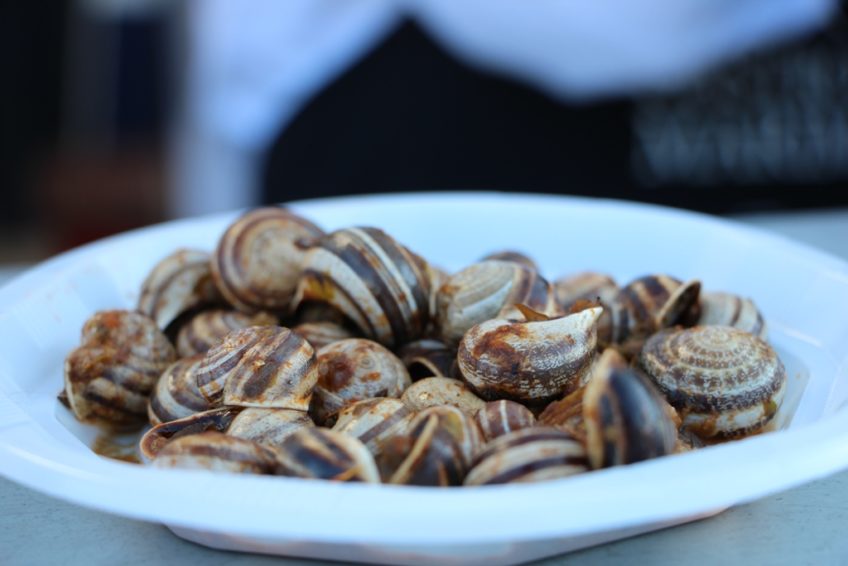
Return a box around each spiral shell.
[475,400,537,442]
[640,325,786,439]
[195,326,318,411]
[331,398,414,457]
[176,309,278,358]
[553,272,618,311]
[226,408,314,448]
[457,307,602,404]
[310,338,411,425]
[291,321,357,351]
[211,207,324,314]
[137,249,222,330]
[294,227,432,347]
[379,406,482,486]
[148,355,210,426]
[401,377,485,415]
[583,365,678,469]
[464,427,589,486]
[64,310,176,427]
[140,407,243,461]
[397,339,457,380]
[437,260,556,347]
[153,431,278,474]
[697,292,767,339]
[274,428,380,482]
[480,250,538,272]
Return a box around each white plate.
[1,192,848,566]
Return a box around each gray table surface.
[2,208,848,566]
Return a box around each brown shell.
[379,406,482,486]
[401,377,485,415]
[474,400,537,442]
[397,339,457,380]
[176,309,278,358]
[697,292,767,339]
[464,427,589,486]
[553,272,618,311]
[148,355,210,426]
[152,431,278,474]
[293,227,432,347]
[140,407,243,461]
[457,307,602,404]
[64,310,176,427]
[274,427,380,482]
[310,339,411,426]
[480,250,539,272]
[226,408,314,448]
[331,398,414,457]
[640,325,787,439]
[211,207,324,313]
[291,321,357,351]
[436,260,555,347]
[195,326,318,411]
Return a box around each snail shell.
[609,275,701,345]
[332,398,414,457]
[148,355,210,426]
[640,325,787,439]
[475,400,537,442]
[583,365,678,469]
[397,339,457,380]
[401,377,485,415]
[437,260,555,347]
[697,292,767,339]
[195,326,318,411]
[294,227,432,347]
[140,407,243,461]
[137,249,222,330]
[291,321,357,350]
[480,250,539,272]
[457,307,602,404]
[226,408,314,448]
[152,431,278,474]
[274,428,380,482]
[464,427,589,486]
[379,406,482,486]
[176,309,278,358]
[64,310,176,427]
[211,207,324,314]
[310,338,411,426]
[553,272,618,311]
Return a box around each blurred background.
[2,0,847,264]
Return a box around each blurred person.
[169,0,839,218]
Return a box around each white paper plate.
[2,192,848,566]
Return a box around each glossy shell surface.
[148,355,210,426]
[176,309,277,358]
[152,431,278,474]
[274,428,380,483]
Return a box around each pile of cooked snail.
[62,207,786,486]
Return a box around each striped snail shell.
[211,207,324,314]
[474,400,537,442]
[480,250,539,272]
[331,398,414,457]
[457,307,602,404]
[640,325,787,439]
[697,292,767,339]
[274,428,380,482]
[310,338,411,426]
[401,377,485,415]
[397,339,457,380]
[176,309,278,358]
[553,272,618,311]
[464,427,589,486]
[153,431,278,474]
[64,310,176,427]
[291,321,358,351]
[226,408,314,449]
[583,364,678,469]
[293,301,349,325]
[195,326,318,411]
[137,249,222,330]
[140,407,243,461]
[379,406,482,486]
[293,227,432,348]
[148,355,210,426]
[437,260,555,347]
